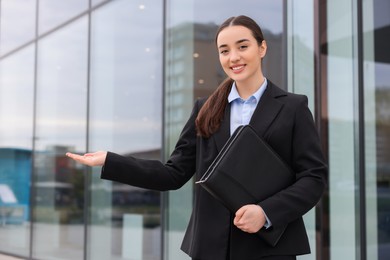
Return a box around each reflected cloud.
[168,0,284,34]
[0,0,36,55]
[38,0,89,34]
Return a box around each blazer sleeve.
[100,100,201,191]
[259,96,327,227]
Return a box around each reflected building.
[0,148,31,224]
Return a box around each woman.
[67,15,327,260]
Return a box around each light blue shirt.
[228,78,268,135]
[227,78,272,228]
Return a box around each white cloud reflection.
[0,0,282,155]
[168,0,283,34]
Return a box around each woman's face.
[217,25,266,86]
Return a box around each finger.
[234,206,247,225]
[66,153,90,165]
[68,153,88,161]
[235,206,246,218]
[233,217,240,226]
[234,212,243,224]
[65,152,82,160]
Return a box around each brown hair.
[195,15,266,138]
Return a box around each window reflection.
[38,0,88,35]
[33,16,88,260]
[88,0,162,259]
[92,0,106,7]
[0,0,36,56]
[371,1,390,258]
[0,45,34,258]
[327,0,358,255]
[287,2,317,259]
[193,0,284,87]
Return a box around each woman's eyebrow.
[236,39,249,44]
[218,39,250,49]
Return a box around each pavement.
[0,255,23,260]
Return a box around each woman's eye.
[239,45,248,50]
[220,50,228,55]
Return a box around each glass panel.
[0,45,35,258]
[164,1,284,259]
[33,17,88,260]
[287,0,315,109]
[364,0,390,259]
[164,0,194,259]
[38,0,88,35]
[287,1,316,260]
[327,0,358,259]
[92,0,106,7]
[0,0,36,56]
[363,2,378,259]
[88,0,162,259]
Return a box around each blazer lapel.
[212,81,286,151]
[249,81,286,137]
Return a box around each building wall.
[0,0,389,260]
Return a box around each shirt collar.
[228,78,268,103]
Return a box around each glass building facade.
[0,0,389,259]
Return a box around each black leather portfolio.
[196,124,294,247]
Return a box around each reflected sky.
[35,16,88,152]
[1,0,285,154]
[0,45,35,149]
[167,0,283,34]
[0,0,36,55]
[373,0,390,29]
[2,0,387,155]
[39,0,88,34]
[376,63,390,88]
[1,0,163,155]
[194,0,283,34]
[89,0,162,154]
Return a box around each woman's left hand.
[233,204,266,233]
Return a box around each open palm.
[66,151,107,167]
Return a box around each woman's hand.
[66,151,107,167]
[233,204,266,233]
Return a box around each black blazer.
[101,81,327,260]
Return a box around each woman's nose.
[229,50,241,62]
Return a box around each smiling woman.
[1,0,388,259]
[163,2,287,258]
[67,15,327,260]
[217,26,266,98]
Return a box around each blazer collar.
[213,81,286,152]
[249,81,286,138]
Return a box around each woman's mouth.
[231,65,245,74]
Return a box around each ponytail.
[195,78,233,138]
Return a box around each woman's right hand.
[66,151,107,167]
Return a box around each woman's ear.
[259,40,267,58]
